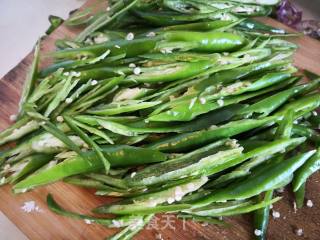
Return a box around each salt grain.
[201,222,209,227]
[167,197,175,204]
[272,210,280,219]
[9,114,17,122]
[65,98,73,104]
[131,172,137,178]
[199,97,206,104]
[84,219,93,225]
[126,32,134,41]
[115,44,121,49]
[129,63,136,68]
[21,201,42,213]
[295,228,303,236]
[254,229,262,236]
[91,80,98,86]
[146,32,156,37]
[306,199,313,208]
[217,99,224,106]
[56,116,64,123]
[133,67,141,75]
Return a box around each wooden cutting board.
[1,1,320,239]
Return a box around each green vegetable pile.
[1,0,320,239]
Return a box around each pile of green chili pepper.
[1,0,319,239]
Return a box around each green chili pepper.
[292,125,320,145]
[237,19,286,34]
[8,154,54,184]
[237,81,319,118]
[107,214,154,240]
[193,150,315,207]
[162,20,236,31]
[127,139,243,187]
[148,77,294,122]
[194,58,291,91]
[126,60,213,83]
[0,117,39,146]
[95,177,207,215]
[63,115,111,173]
[88,100,162,115]
[13,145,166,193]
[190,196,280,217]
[253,191,273,240]
[163,31,245,52]
[294,183,306,208]
[51,37,159,60]
[47,194,142,227]
[76,0,140,42]
[18,41,40,118]
[292,147,320,192]
[148,116,278,152]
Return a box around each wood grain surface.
[0,1,320,239]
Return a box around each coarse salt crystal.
[217,99,224,106]
[21,201,42,213]
[56,116,64,123]
[254,229,262,236]
[9,114,17,122]
[91,80,98,86]
[167,197,175,204]
[106,6,111,11]
[199,97,206,104]
[84,219,92,224]
[201,222,209,227]
[65,98,73,104]
[133,67,141,75]
[112,220,122,228]
[131,172,137,178]
[306,199,313,208]
[295,228,303,236]
[126,32,134,41]
[115,44,121,49]
[129,63,136,68]
[272,210,280,219]
[146,32,156,37]
[312,111,318,116]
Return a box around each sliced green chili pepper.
[148,116,278,152]
[163,31,245,52]
[193,150,315,207]
[18,41,40,117]
[292,147,320,192]
[294,182,306,208]
[13,145,166,193]
[47,194,142,227]
[253,191,273,240]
